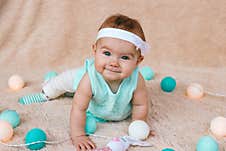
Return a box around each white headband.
[96,28,150,54]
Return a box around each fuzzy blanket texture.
[0,0,226,151]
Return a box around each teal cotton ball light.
[85,116,97,134]
[25,128,47,150]
[196,136,219,151]
[160,76,176,92]
[44,71,58,82]
[139,66,154,81]
[0,110,20,128]
[162,148,175,151]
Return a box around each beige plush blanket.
[0,1,226,150]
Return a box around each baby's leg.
[42,69,77,98]
[19,69,78,105]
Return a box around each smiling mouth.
[105,68,121,73]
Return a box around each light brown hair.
[99,14,146,41]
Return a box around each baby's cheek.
[124,69,134,76]
[95,64,103,73]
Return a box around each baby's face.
[93,37,143,82]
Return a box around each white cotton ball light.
[128,120,150,140]
[8,75,25,90]
[186,83,204,99]
[210,116,226,137]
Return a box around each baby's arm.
[131,73,149,121]
[70,73,95,150]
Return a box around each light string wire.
[0,133,111,148]
[205,91,226,97]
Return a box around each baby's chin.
[102,73,123,82]
[103,75,122,82]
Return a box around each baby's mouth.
[105,67,121,73]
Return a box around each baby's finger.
[79,143,86,151]
[87,140,96,149]
[76,145,81,151]
[83,142,92,150]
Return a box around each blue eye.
[121,56,130,60]
[103,51,111,56]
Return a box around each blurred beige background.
[0,0,226,151]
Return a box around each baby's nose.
[110,58,119,67]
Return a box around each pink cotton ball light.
[0,120,14,142]
[210,116,226,137]
[186,83,204,99]
[8,74,25,90]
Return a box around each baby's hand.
[72,135,96,151]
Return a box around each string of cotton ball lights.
[0,111,152,151]
[0,133,152,151]
[8,67,226,100]
[140,66,226,151]
[139,66,226,98]
[6,67,226,150]
[0,133,111,149]
[0,108,152,150]
[0,108,109,150]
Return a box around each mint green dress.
[73,59,139,121]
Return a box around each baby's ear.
[92,43,97,54]
[137,55,144,65]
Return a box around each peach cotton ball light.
[128,120,150,140]
[210,116,226,137]
[0,120,13,142]
[186,83,204,99]
[8,74,25,90]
